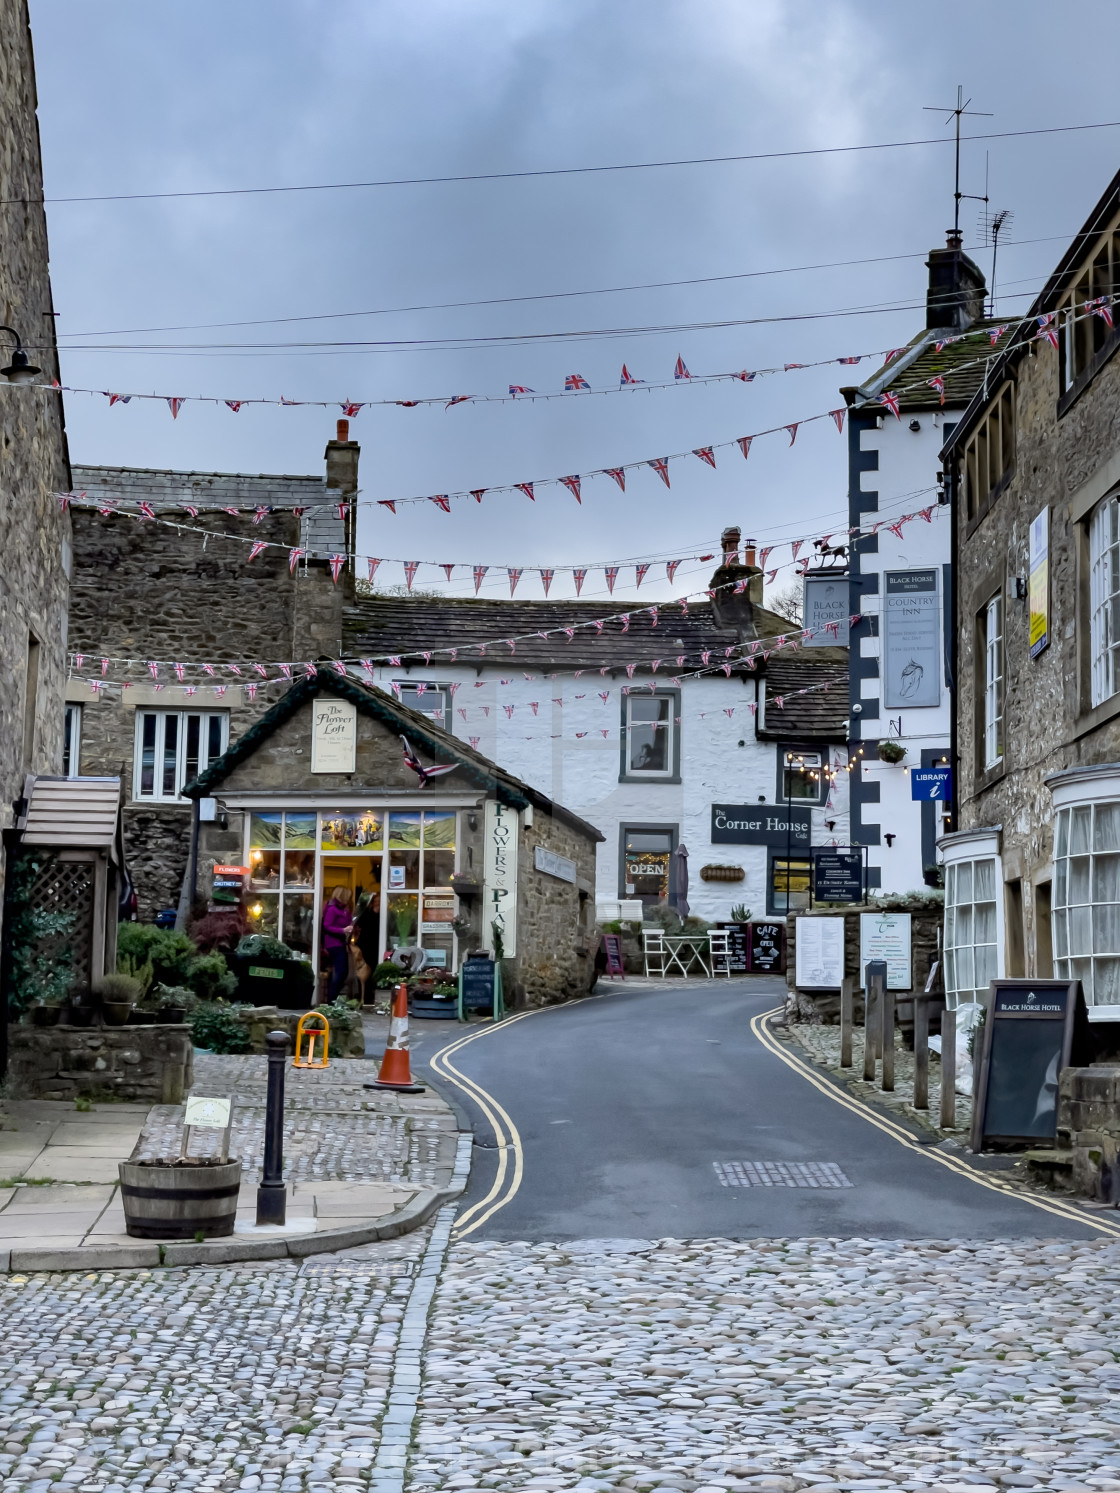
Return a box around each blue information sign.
[911,766,952,801]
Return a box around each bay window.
[1051,799,1120,1014]
[943,855,1001,1009]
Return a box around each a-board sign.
[749,922,784,973]
[715,922,750,972]
[602,933,625,977]
[459,957,498,1014]
[971,980,1086,1151]
[812,850,864,903]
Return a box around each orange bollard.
[364,983,426,1093]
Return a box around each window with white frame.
[621,692,678,779]
[63,704,81,778]
[394,680,452,731]
[133,710,227,802]
[944,857,1000,1008]
[1090,495,1120,707]
[1052,800,1120,1010]
[983,594,1004,770]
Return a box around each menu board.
[460,958,497,1014]
[795,917,845,989]
[715,923,750,972]
[972,980,1083,1150]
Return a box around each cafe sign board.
[311,698,357,773]
[711,804,811,849]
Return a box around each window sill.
[617,775,683,786]
[1073,688,1120,741]
[128,799,192,810]
[973,759,1006,795]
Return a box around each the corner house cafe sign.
[711,803,811,848]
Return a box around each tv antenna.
[978,206,1014,316]
[923,85,992,237]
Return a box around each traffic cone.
[364,983,426,1093]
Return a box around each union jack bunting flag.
[634,563,651,588]
[508,385,533,397]
[884,347,905,363]
[735,370,756,382]
[648,457,671,488]
[539,569,554,595]
[693,447,716,468]
[989,326,1007,345]
[441,563,455,580]
[403,560,420,591]
[225,401,243,413]
[366,557,380,582]
[785,423,799,445]
[560,475,582,504]
[108,393,131,406]
[604,468,626,490]
[666,560,682,584]
[737,436,753,460]
[1089,296,1115,328]
[166,397,184,419]
[328,554,346,583]
[248,541,268,562]
[516,482,535,501]
[564,374,590,390]
[837,356,861,365]
[928,376,945,406]
[401,736,458,788]
[674,355,691,380]
[507,568,523,596]
[472,565,488,594]
[470,489,486,503]
[572,569,587,595]
[878,390,901,419]
[445,395,471,409]
[253,506,270,524]
[619,365,642,385]
[605,567,620,593]
[1036,313,1059,349]
[429,495,451,512]
[340,402,363,417]
[830,409,846,432]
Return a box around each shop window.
[1089,493,1120,707]
[779,748,824,804]
[619,826,675,905]
[133,710,227,802]
[769,855,811,915]
[63,704,81,778]
[620,691,680,781]
[394,681,452,731]
[1052,801,1120,1012]
[943,857,1000,1009]
[982,594,1004,770]
[246,811,321,959]
[321,810,383,850]
[962,383,1015,521]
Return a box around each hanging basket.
[877,741,907,764]
[700,864,746,882]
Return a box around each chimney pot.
[336,418,349,443]
[721,525,741,564]
[743,542,756,568]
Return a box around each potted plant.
[877,740,907,764]
[408,978,460,1020]
[119,1155,242,1239]
[145,982,193,1024]
[94,973,142,1026]
[29,1001,62,1027]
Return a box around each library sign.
[711,804,811,849]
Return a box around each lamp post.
[0,327,42,385]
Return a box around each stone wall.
[514,808,598,1007]
[6,1022,193,1103]
[786,903,942,1026]
[1055,1064,1120,1201]
[67,465,352,919]
[0,0,72,912]
[952,316,1120,974]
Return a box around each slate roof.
[758,656,849,739]
[71,464,328,509]
[844,318,1013,416]
[344,595,800,674]
[182,672,605,843]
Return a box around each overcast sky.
[27,0,1120,604]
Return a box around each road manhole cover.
[713,1160,852,1188]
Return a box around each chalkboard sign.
[601,934,625,978]
[749,921,784,974]
[715,922,750,972]
[457,958,504,1020]
[971,980,1086,1151]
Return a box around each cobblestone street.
[3,1234,1120,1493]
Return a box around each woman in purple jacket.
[322,886,354,1001]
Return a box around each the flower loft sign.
[483,800,519,958]
[710,803,811,849]
[312,698,357,773]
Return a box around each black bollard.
[256,1029,290,1226]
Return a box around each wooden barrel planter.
[118,1159,242,1239]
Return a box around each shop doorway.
[319,854,382,1001]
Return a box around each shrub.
[317,997,361,1032]
[4,853,77,1015]
[94,974,143,1004]
[151,983,197,1014]
[117,953,154,997]
[117,925,197,987]
[189,1001,251,1054]
[185,952,237,1002]
[372,960,405,988]
[189,904,248,954]
[236,934,293,962]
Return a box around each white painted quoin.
[346,543,851,922]
[844,233,1000,896]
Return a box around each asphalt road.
[407,978,1102,1241]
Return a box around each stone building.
[344,533,850,921]
[0,0,73,937]
[183,672,603,1007]
[940,166,1120,1028]
[841,233,1004,895]
[65,424,360,919]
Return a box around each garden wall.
[6,1023,193,1103]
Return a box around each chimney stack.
[708,524,765,638]
[926,230,987,332]
[325,420,360,497]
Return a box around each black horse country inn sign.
[711,804,811,848]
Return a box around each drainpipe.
[179,796,201,931]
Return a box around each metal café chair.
[642,928,667,977]
[707,929,733,978]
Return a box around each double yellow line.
[428,1010,538,1239]
[751,1006,1120,1238]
